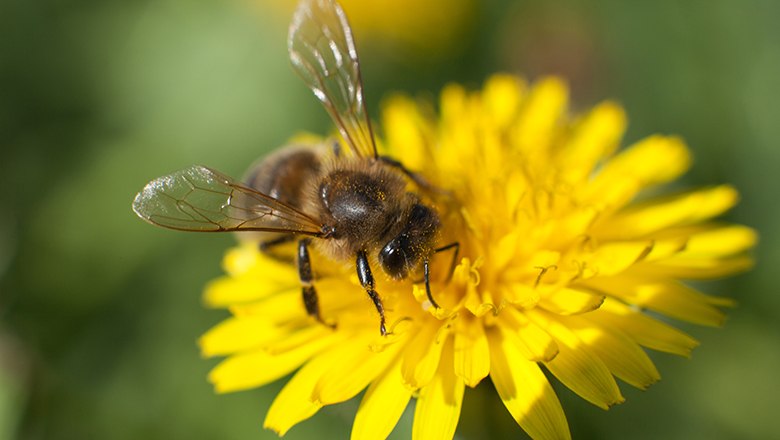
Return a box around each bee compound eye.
[379,237,410,279]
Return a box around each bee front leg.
[356,250,387,336]
[422,258,440,309]
[298,238,333,329]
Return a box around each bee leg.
[418,242,459,309]
[259,235,296,263]
[378,155,450,196]
[298,239,333,329]
[423,258,440,309]
[435,241,460,283]
[356,250,387,336]
[331,139,342,157]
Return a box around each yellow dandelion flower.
[198,74,755,439]
[258,0,475,57]
[129,1,755,438]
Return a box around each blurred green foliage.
[1,0,778,439]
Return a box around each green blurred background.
[1,0,777,438]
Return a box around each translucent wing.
[132,165,326,236]
[289,0,378,159]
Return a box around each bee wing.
[132,165,326,236]
[289,0,378,159]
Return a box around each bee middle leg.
[435,242,460,283]
[298,238,333,329]
[378,156,444,195]
[418,242,460,309]
[356,250,387,336]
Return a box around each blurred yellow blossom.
[258,0,475,57]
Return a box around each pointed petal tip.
[462,376,486,388]
[212,383,231,395]
[634,375,661,391]
[605,395,627,409]
[263,421,287,437]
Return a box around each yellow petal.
[593,185,739,240]
[501,283,541,309]
[264,343,353,436]
[312,336,402,405]
[586,135,691,209]
[228,290,301,317]
[351,360,413,440]
[412,339,465,440]
[500,308,559,362]
[483,74,526,129]
[632,254,754,280]
[647,224,758,260]
[382,95,430,170]
[221,243,265,276]
[265,326,338,355]
[528,310,624,409]
[462,278,500,318]
[208,329,341,393]
[440,83,467,125]
[505,171,531,219]
[199,316,287,357]
[514,77,568,157]
[227,277,364,327]
[488,327,571,440]
[562,315,660,389]
[556,101,626,183]
[584,275,733,326]
[313,277,379,319]
[584,240,658,276]
[539,287,605,315]
[680,225,758,257]
[402,320,448,388]
[592,298,699,356]
[494,229,525,271]
[453,317,490,387]
[438,83,471,173]
[223,243,302,280]
[204,277,297,308]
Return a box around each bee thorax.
[317,167,407,255]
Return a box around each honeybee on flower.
[133,0,755,438]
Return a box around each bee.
[132,0,456,335]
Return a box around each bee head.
[378,203,439,279]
